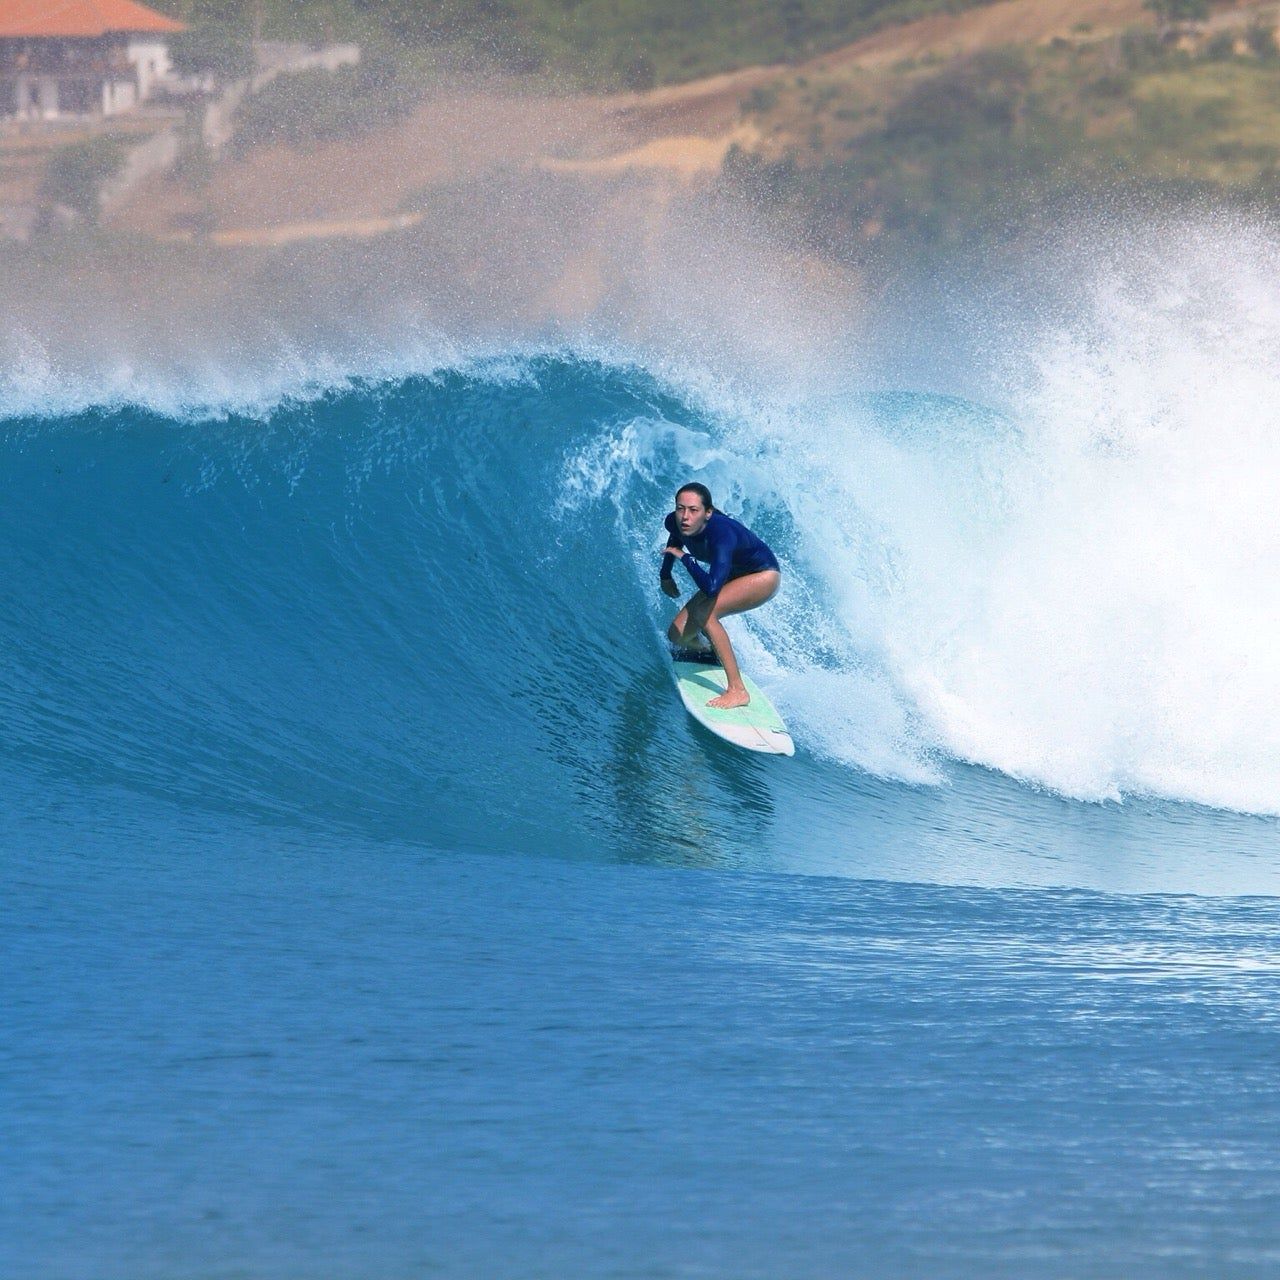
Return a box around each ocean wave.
[5,213,1280,821]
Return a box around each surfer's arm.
[679,542,732,596]
[661,542,685,597]
[660,515,683,580]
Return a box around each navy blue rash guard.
[660,510,780,596]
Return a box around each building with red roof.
[0,0,186,119]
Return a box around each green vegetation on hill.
[152,0,995,86]
[147,0,1280,256]
[43,137,126,223]
[729,23,1280,251]
[231,51,421,151]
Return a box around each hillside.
[93,0,1280,264]
[151,0,998,87]
[731,0,1280,249]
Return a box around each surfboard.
[671,649,795,756]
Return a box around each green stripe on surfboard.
[673,658,795,755]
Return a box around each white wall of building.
[35,77,58,118]
[102,77,138,117]
[11,76,34,115]
[1,37,174,120]
[126,38,172,101]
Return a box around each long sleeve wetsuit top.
[660,510,780,596]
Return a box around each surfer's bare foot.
[707,686,749,710]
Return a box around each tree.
[1144,0,1210,35]
[169,23,256,80]
[781,0,809,50]
[614,51,656,92]
[42,137,125,223]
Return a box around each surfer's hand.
[661,578,681,599]
[664,544,684,559]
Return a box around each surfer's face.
[675,491,711,537]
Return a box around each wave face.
[0,360,681,861]
[3,320,1280,878]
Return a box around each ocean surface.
[4,335,1280,1277]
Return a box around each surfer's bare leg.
[682,570,780,710]
[667,595,714,649]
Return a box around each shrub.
[1144,0,1209,27]
[885,49,1029,142]
[1120,30,1165,70]
[169,22,255,81]
[233,52,420,152]
[1202,31,1236,61]
[1090,71,1134,97]
[614,51,656,92]
[1245,21,1279,60]
[42,136,125,221]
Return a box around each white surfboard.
[671,651,795,756]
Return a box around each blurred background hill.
[6,0,1280,273]
[155,0,1002,87]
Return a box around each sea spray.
[893,214,1280,811]
[633,214,1280,812]
[560,211,1280,812]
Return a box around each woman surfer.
[660,483,781,710]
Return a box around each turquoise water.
[5,357,1280,1277]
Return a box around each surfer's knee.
[686,596,711,626]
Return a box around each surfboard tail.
[671,655,794,756]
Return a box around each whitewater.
[6,204,1280,1278]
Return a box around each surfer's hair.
[676,482,714,512]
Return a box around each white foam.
[0,322,544,423]
[917,216,1280,813]
[775,217,1280,813]
[563,213,1280,815]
